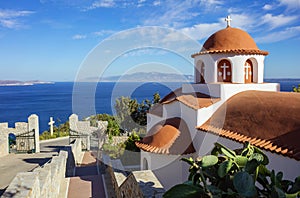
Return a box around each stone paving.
[67,152,106,198]
[0,137,69,196]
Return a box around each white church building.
[135,17,300,190]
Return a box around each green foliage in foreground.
[164,142,300,198]
[39,121,69,140]
[293,84,300,92]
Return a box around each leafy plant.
[164,142,300,198]
[124,132,141,152]
[293,84,300,92]
[88,114,121,136]
[114,92,161,133]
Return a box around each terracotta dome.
[192,27,268,57]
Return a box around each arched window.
[143,158,148,170]
[196,61,205,83]
[217,59,232,82]
[244,59,253,83]
[200,62,205,83]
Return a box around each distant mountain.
[85,72,193,82]
[0,80,54,86]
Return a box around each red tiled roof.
[159,87,220,110]
[136,117,195,155]
[197,91,300,160]
[191,27,268,57]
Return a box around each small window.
[244,59,253,83]
[217,59,232,82]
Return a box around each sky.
[0,0,299,81]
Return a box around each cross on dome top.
[225,15,232,27]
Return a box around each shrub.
[124,132,141,152]
[164,142,300,198]
[293,84,300,92]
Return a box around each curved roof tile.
[136,117,195,155]
[198,91,300,160]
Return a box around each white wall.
[142,151,193,190]
[266,152,300,181]
[182,83,279,99]
[193,54,266,84]
[147,113,164,132]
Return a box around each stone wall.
[0,114,40,157]
[2,135,85,198]
[63,138,84,177]
[104,155,165,198]
[69,114,108,151]
[2,150,68,198]
[0,123,8,157]
[71,137,83,165]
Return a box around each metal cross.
[225,15,232,27]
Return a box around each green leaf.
[221,147,236,159]
[271,186,286,198]
[241,142,251,156]
[248,153,264,163]
[285,192,300,198]
[233,172,257,197]
[163,184,204,198]
[276,172,283,183]
[281,180,293,192]
[235,155,248,168]
[211,146,220,156]
[218,160,233,178]
[245,153,264,173]
[215,142,236,158]
[289,176,300,194]
[258,164,271,176]
[253,147,269,165]
[201,155,218,168]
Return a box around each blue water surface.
[0,80,299,132]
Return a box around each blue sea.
[0,80,299,132]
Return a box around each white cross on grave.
[221,62,229,80]
[245,62,252,80]
[48,117,55,136]
[225,15,232,27]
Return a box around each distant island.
[0,80,54,86]
[84,72,194,82]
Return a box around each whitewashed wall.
[141,151,194,190]
[194,54,266,84]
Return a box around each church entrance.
[218,59,232,82]
[244,59,253,83]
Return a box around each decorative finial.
[225,15,232,27]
